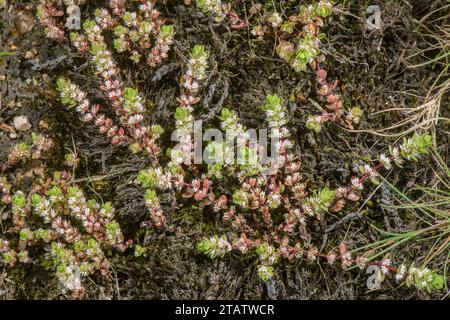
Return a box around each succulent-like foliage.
[275,1,333,72]
[196,0,230,22]
[27,0,446,298]
[57,18,164,156]
[37,1,175,67]
[1,134,53,172]
[197,235,232,259]
[36,3,65,41]
[0,172,131,297]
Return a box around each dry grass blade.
[345,3,449,139]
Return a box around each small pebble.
[39,120,49,129]
[13,115,32,132]
[24,51,35,60]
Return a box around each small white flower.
[390,147,405,167]
[128,114,144,125]
[380,259,391,274]
[395,264,407,281]
[303,205,315,217]
[268,12,283,28]
[351,177,363,190]
[364,165,377,178]
[382,258,391,266]
[379,154,392,170]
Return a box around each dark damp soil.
[0,0,448,299]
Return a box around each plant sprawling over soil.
[0,0,448,299]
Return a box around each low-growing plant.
[37,0,175,67]
[138,44,210,228]
[96,1,175,66]
[36,2,66,41]
[57,19,164,157]
[24,0,446,298]
[192,109,441,291]
[306,64,364,133]
[194,0,248,28]
[129,50,442,291]
[245,1,362,133]
[1,134,53,173]
[0,171,132,298]
[348,167,450,293]
[269,0,333,72]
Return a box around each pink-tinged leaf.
[83,113,93,122]
[253,239,261,247]
[52,10,64,17]
[318,69,327,80]
[231,21,249,29]
[203,178,211,190]
[220,194,228,204]
[194,192,207,201]
[327,94,336,103]
[346,123,355,130]
[347,192,360,201]
[105,119,113,127]
[339,242,347,255]
[92,104,100,115]
[111,136,120,145]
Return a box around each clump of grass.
[350,159,449,294]
[347,2,450,138]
